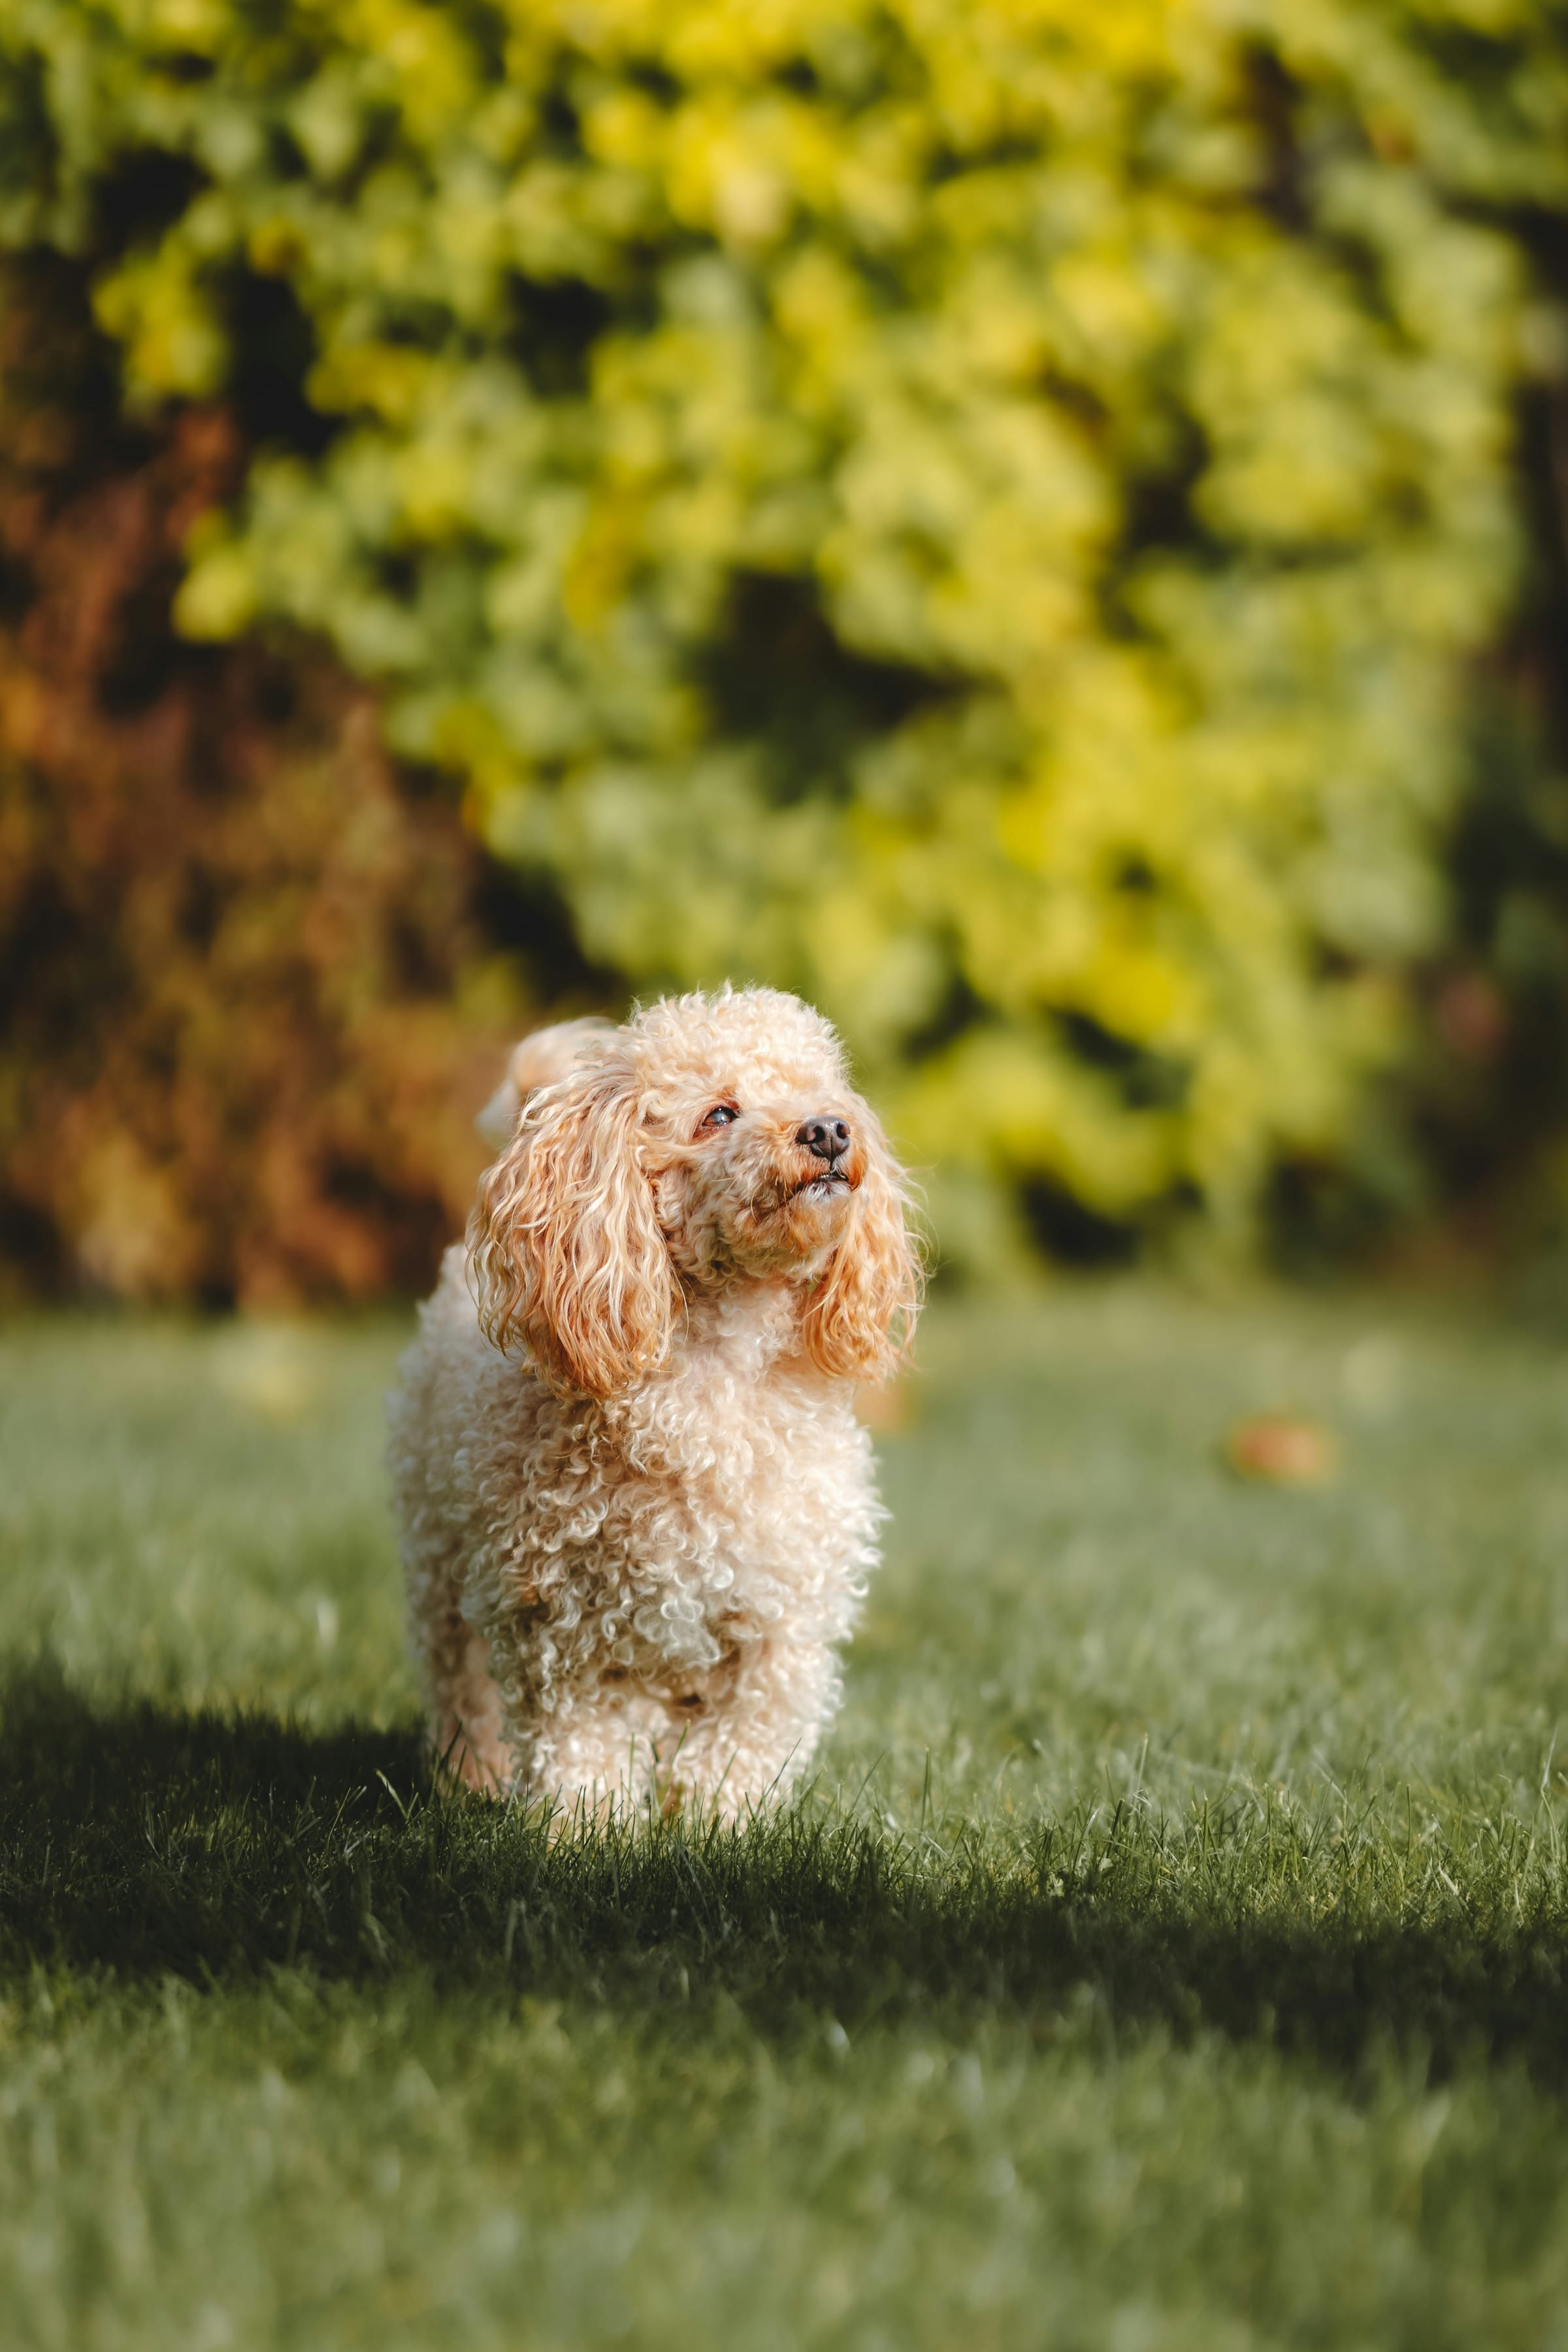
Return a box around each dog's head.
[468,987,920,1398]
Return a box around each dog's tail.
[475,1017,615,1151]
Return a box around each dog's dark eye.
[701,1103,740,1130]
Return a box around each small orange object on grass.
[855,1380,914,1434]
[1224,1413,1339,1487]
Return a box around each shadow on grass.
[4,1663,1567,2079]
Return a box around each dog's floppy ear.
[468,1049,678,1398]
[802,1111,921,1384]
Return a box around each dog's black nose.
[796,1115,851,1163]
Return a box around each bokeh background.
[5,0,1568,1303]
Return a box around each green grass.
[6,1288,1568,2349]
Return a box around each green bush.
[5,0,1566,1263]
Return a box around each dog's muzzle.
[794,1114,853,1194]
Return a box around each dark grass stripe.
[5,1663,1568,2080]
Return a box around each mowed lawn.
[5,1290,1568,2349]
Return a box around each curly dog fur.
[387,986,920,1820]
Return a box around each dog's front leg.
[657,1633,841,1823]
[508,1678,678,1823]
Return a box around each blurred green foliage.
[4,0,1567,1262]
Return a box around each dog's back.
[473,1016,613,1151]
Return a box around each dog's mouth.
[792,1170,852,1200]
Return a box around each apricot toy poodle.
[388,985,920,1821]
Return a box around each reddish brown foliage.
[0,282,540,1307]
